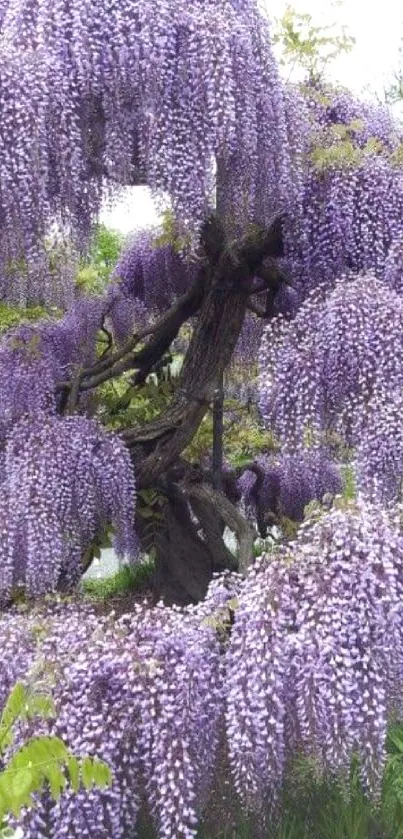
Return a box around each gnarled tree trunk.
[70,215,285,602]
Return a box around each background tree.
[273,3,355,84]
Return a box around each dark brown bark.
[124,219,284,486]
[124,280,248,486]
[151,486,220,605]
[62,215,285,601]
[150,477,251,604]
[187,482,255,574]
[80,274,205,392]
[212,372,224,490]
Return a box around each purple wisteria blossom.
[2,502,403,832]
[1,597,223,839]
[0,296,106,440]
[226,500,403,812]
[0,0,305,304]
[259,273,403,448]
[237,449,342,526]
[284,83,403,301]
[0,415,137,604]
[357,388,403,504]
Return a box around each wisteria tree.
[0,0,310,603]
[4,3,403,833]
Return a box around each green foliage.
[100,373,175,430]
[185,399,274,466]
[81,559,155,601]
[273,4,354,82]
[153,210,193,253]
[0,683,111,831]
[342,464,357,501]
[310,131,388,173]
[0,302,53,335]
[76,224,124,294]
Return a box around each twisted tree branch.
[187,482,255,574]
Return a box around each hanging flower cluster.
[305,82,401,151]
[237,449,342,526]
[383,235,403,294]
[259,274,403,448]
[226,500,403,812]
[0,296,106,441]
[357,387,403,505]
[0,0,305,304]
[40,295,107,377]
[287,156,403,301]
[284,83,403,301]
[0,414,137,604]
[1,597,223,839]
[106,226,201,342]
[0,290,138,607]
[2,501,403,833]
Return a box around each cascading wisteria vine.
[106,226,201,343]
[2,597,223,839]
[357,387,403,505]
[305,82,401,151]
[383,235,403,294]
[287,155,403,301]
[111,228,196,311]
[2,501,403,833]
[0,296,106,440]
[0,0,305,305]
[259,273,403,449]
[237,449,342,527]
[284,82,403,301]
[0,414,137,604]
[226,499,403,813]
[40,294,107,377]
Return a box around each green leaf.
[9,768,34,815]
[91,760,111,788]
[67,756,80,793]
[81,757,96,790]
[0,684,27,753]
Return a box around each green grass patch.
[80,560,155,602]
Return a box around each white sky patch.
[268,0,403,96]
[100,185,160,234]
[101,0,403,234]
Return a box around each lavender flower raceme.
[259,273,403,448]
[357,387,403,505]
[226,500,403,812]
[2,505,403,832]
[237,449,342,527]
[0,296,106,439]
[106,226,200,341]
[284,83,403,302]
[0,415,137,603]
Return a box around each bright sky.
[100,0,403,234]
[269,0,403,95]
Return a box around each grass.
[80,559,155,602]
